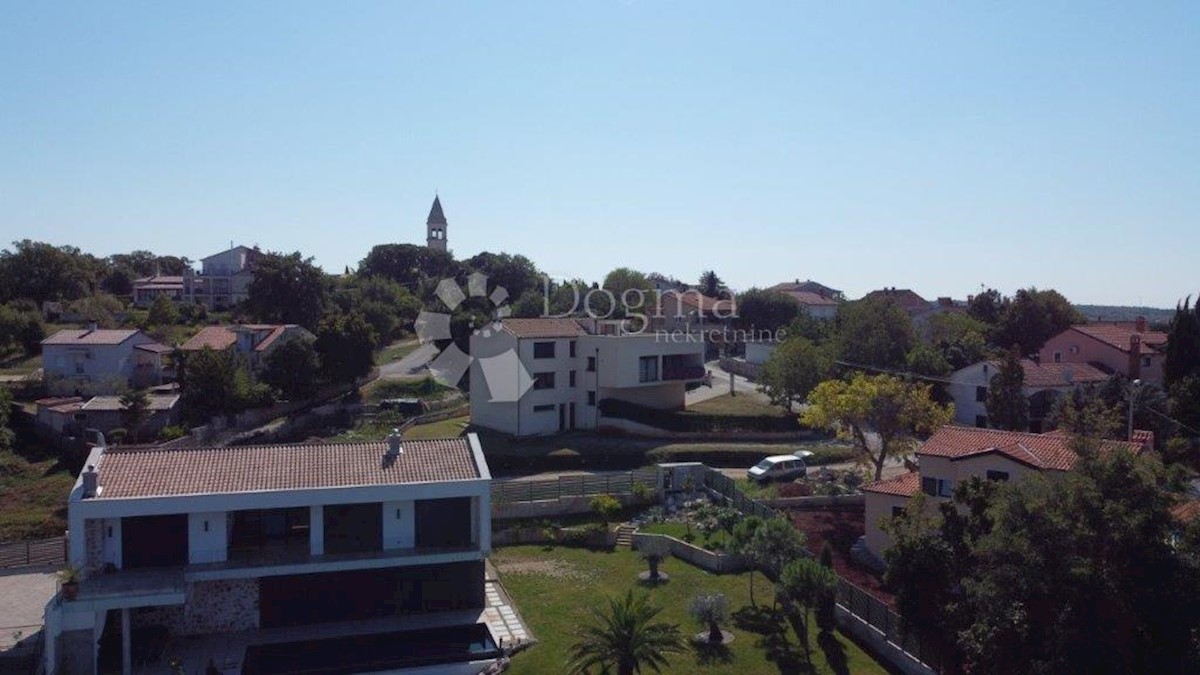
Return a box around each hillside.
[1074,305,1174,325]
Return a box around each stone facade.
[84,520,105,574]
[133,580,259,636]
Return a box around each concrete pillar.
[309,505,324,556]
[120,608,131,675]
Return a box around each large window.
[569,341,577,358]
[638,356,659,383]
[533,341,555,359]
[533,404,555,413]
[986,470,1010,482]
[587,356,596,372]
[975,386,987,403]
[533,372,555,390]
[921,477,954,498]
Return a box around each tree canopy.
[989,287,1083,354]
[834,296,915,370]
[986,347,1028,431]
[758,337,833,410]
[734,288,799,333]
[245,251,328,328]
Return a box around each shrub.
[689,593,729,643]
[158,425,188,441]
[598,398,802,433]
[107,428,127,445]
[631,480,651,501]
[778,482,814,498]
[589,494,622,527]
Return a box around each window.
[1053,351,1062,363]
[1142,356,1152,368]
[569,341,577,358]
[533,372,555,390]
[891,506,905,518]
[922,477,953,497]
[569,370,576,387]
[1069,345,1079,355]
[986,470,1010,482]
[587,391,596,406]
[533,404,555,413]
[975,386,987,403]
[587,356,596,372]
[638,356,659,383]
[921,477,937,496]
[533,341,555,359]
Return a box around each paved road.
[0,566,55,650]
[377,341,438,380]
[498,454,909,483]
[685,361,768,406]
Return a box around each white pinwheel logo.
[413,272,534,402]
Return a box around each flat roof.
[92,436,484,499]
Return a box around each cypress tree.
[987,346,1028,431]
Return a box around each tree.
[835,296,915,370]
[741,518,807,610]
[0,240,95,303]
[905,342,952,378]
[966,287,1004,325]
[735,288,799,333]
[731,516,764,605]
[990,287,1083,353]
[0,303,44,354]
[639,536,671,582]
[986,347,1028,430]
[1165,296,1200,388]
[600,268,654,320]
[0,386,14,452]
[178,348,244,423]
[464,252,543,301]
[759,337,833,410]
[698,270,724,298]
[803,373,953,480]
[779,558,838,656]
[118,389,151,442]
[815,542,837,632]
[589,494,621,528]
[315,311,376,384]
[688,593,729,644]
[567,590,685,675]
[261,338,320,400]
[358,243,458,289]
[147,294,180,326]
[245,251,328,327]
[927,312,990,370]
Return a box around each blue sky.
[2,2,1196,307]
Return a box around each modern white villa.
[469,318,708,436]
[44,432,498,675]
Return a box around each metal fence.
[0,536,65,569]
[701,468,778,520]
[492,469,657,504]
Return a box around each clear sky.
[2,2,1196,307]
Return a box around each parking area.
[0,566,56,650]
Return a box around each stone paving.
[483,559,532,651]
[0,566,56,650]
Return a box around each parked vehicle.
[746,450,814,483]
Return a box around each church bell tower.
[426,195,448,252]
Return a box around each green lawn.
[495,546,887,675]
[0,451,75,542]
[0,350,41,376]
[363,376,455,403]
[373,339,420,366]
[402,414,469,439]
[687,394,792,418]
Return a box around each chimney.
[81,465,98,499]
[1135,315,1147,333]
[385,429,402,458]
[86,322,98,334]
[1128,334,1142,379]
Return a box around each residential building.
[948,358,1110,431]
[130,276,184,307]
[860,288,931,317]
[35,395,180,439]
[42,328,168,396]
[1037,317,1168,385]
[426,195,448,252]
[651,290,735,334]
[861,426,1148,558]
[180,245,260,309]
[770,279,843,301]
[469,318,707,436]
[769,280,842,320]
[178,324,315,373]
[44,432,495,675]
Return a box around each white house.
[180,245,260,309]
[178,324,315,373]
[44,432,496,675]
[469,318,707,436]
[861,426,1148,559]
[947,358,1110,431]
[42,328,168,396]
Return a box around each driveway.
[685,361,768,406]
[0,566,56,650]
[377,343,439,380]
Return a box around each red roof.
[1019,360,1110,388]
[918,425,1141,472]
[180,326,238,351]
[501,318,590,338]
[861,289,930,315]
[1069,323,1167,355]
[42,329,141,346]
[781,290,838,307]
[862,472,921,497]
[94,437,482,499]
[1171,500,1200,524]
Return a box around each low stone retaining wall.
[764,494,865,509]
[493,493,650,521]
[492,526,616,549]
[630,532,747,574]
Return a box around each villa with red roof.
[948,358,1111,431]
[42,327,169,396]
[861,426,1149,558]
[178,324,314,373]
[1038,317,1168,385]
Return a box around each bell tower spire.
[426,195,448,251]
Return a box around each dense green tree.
[0,240,96,303]
[100,266,135,296]
[779,558,838,658]
[990,287,1083,353]
[742,518,807,608]
[905,342,952,377]
[261,338,321,400]
[178,348,246,422]
[986,347,1028,430]
[966,287,1005,325]
[146,294,180,326]
[1165,296,1200,388]
[463,251,542,301]
[734,288,799,333]
[835,296,916,370]
[358,243,458,289]
[730,515,763,604]
[1169,376,1200,443]
[927,312,991,370]
[0,386,14,451]
[315,311,376,384]
[118,388,151,442]
[245,251,328,328]
[567,590,685,675]
[803,374,953,480]
[0,303,44,354]
[758,337,833,410]
[698,270,724,297]
[67,294,123,328]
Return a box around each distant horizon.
[3,3,1196,308]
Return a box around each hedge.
[598,398,802,433]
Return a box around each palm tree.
[567,590,685,675]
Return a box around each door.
[569,402,577,430]
[121,515,188,568]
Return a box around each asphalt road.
[377,342,438,380]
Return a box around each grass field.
[687,394,792,418]
[373,339,421,366]
[0,350,41,376]
[0,451,75,542]
[494,545,887,675]
[402,414,469,439]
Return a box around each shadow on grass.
[818,630,850,675]
[733,605,814,674]
[732,605,784,634]
[691,640,734,666]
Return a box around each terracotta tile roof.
[1020,360,1110,388]
[253,325,289,352]
[1171,500,1200,524]
[501,318,590,338]
[781,290,838,307]
[918,425,1141,472]
[94,438,482,499]
[180,326,238,351]
[1070,323,1167,355]
[42,329,141,346]
[861,289,930,315]
[862,472,921,497]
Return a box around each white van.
[746,451,814,483]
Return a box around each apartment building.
[469,318,707,436]
[44,432,496,675]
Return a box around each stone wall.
[133,579,259,636]
[84,519,105,574]
[631,532,747,574]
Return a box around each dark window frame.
[533,341,556,359]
